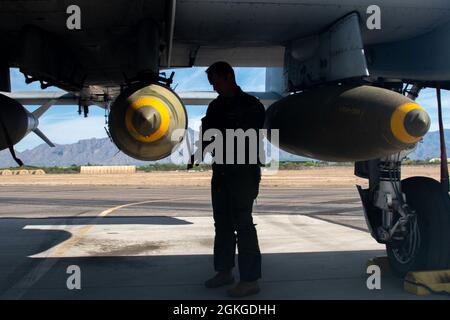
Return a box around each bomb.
[0,93,53,151]
[108,83,188,161]
[264,85,430,162]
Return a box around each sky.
[9,67,450,152]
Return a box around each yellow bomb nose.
[132,106,161,137]
[390,103,431,144]
[125,96,170,143]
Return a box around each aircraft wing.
[0,91,78,105]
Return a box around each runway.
[0,184,446,299]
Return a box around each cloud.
[171,67,210,91]
[417,88,450,131]
[417,88,450,109]
[169,67,266,92]
[235,68,266,91]
[189,115,203,132]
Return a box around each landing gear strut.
[356,83,450,276]
[357,157,450,276]
[387,176,450,275]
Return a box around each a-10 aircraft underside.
[1,0,450,89]
[0,0,450,279]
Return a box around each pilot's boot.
[227,281,260,298]
[204,271,235,288]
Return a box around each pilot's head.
[206,61,237,96]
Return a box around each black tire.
[387,177,450,277]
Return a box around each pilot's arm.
[241,98,265,131]
[187,102,217,169]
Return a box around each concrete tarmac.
[0,185,447,299]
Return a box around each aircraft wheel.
[386,177,450,277]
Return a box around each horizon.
[10,127,450,154]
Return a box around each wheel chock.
[404,270,450,296]
[366,256,391,274]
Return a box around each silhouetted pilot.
[188,61,265,297]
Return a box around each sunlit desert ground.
[0,165,441,187]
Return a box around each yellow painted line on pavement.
[53,197,196,257]
[1,196,198,299]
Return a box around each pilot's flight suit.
[201,86,265,282]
